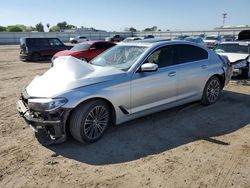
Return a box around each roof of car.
[118,39,207,49]
[133,38,171,43]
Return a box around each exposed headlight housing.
[234,60,247,69]
[28,98,68,112]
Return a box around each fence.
[0,31,133,44]
[0,28,249,44]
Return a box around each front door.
[131,46,178,113]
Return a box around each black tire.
[69,100,110,143]
[242,68,249,79]
[201,76,222,105]
[31,53,41,62]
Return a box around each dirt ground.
[0,45,249,188]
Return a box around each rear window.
[26,38,49,47]
[214,43,249,54]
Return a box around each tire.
[70,100,110,143]
[242,67,249,79]
[31,53,41,62]
[201,76,222,105]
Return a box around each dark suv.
[20,37,70,61]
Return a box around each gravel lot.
[0,45,249,188]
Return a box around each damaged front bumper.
[17,98,70,145]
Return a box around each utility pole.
[222,13,227,27]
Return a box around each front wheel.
[70,100,110,143]
[201,76,222,105]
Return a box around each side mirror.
[89,47,96,51]
[139,63,158,72]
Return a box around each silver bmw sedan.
[17,40,233,145]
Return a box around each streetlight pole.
[222,13,227,27]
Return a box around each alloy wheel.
[206,79,220,103]
[83,106,109,140]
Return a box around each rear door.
[173,44,209,101]
[36,38,50,57]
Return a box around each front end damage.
[17,92,71,145]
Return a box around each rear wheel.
[201,76,222,105]
[70,100,110,143]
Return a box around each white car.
[120,37,144,43]
[214,41,250,78]
[204,35,223,48]
[69,36,89,44]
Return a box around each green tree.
[49,25,60,32]
[6,25,23,32]
[25,26,36,32]
[129,27,137,32]
[0,26,6,32]
[144,26,158,32]
[35,22,44,32]
[144,28,152,32]
[57,21,68,30]
[57,21,76,30]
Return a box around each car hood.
[26,56,126,98]
[216,52,249,63]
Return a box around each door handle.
[201,65,208,69]
[168,71,176,77]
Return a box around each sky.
[0,0,249,31]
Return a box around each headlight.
[234,61,247,69]
[28,98,68,112]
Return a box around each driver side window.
[146,46,175,68]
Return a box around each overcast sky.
[0,0,249,31]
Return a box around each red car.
[52,41,116,62]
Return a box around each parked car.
[69,36,89,44]
[105,35,124,42]
[121,37,144,43]
[173,35,189,40]
[17,40,232,145]
[144,35,154,39]
[223,35,236,42]
[184,37,205,46]
[238,30,250,41]
[214,42,250,78]
[52,41,116,63]
[204,35,223,48]
[19,37,70,61]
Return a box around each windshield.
[214,43,249,54]
[90,45,148,71]
[70,43,91,51]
